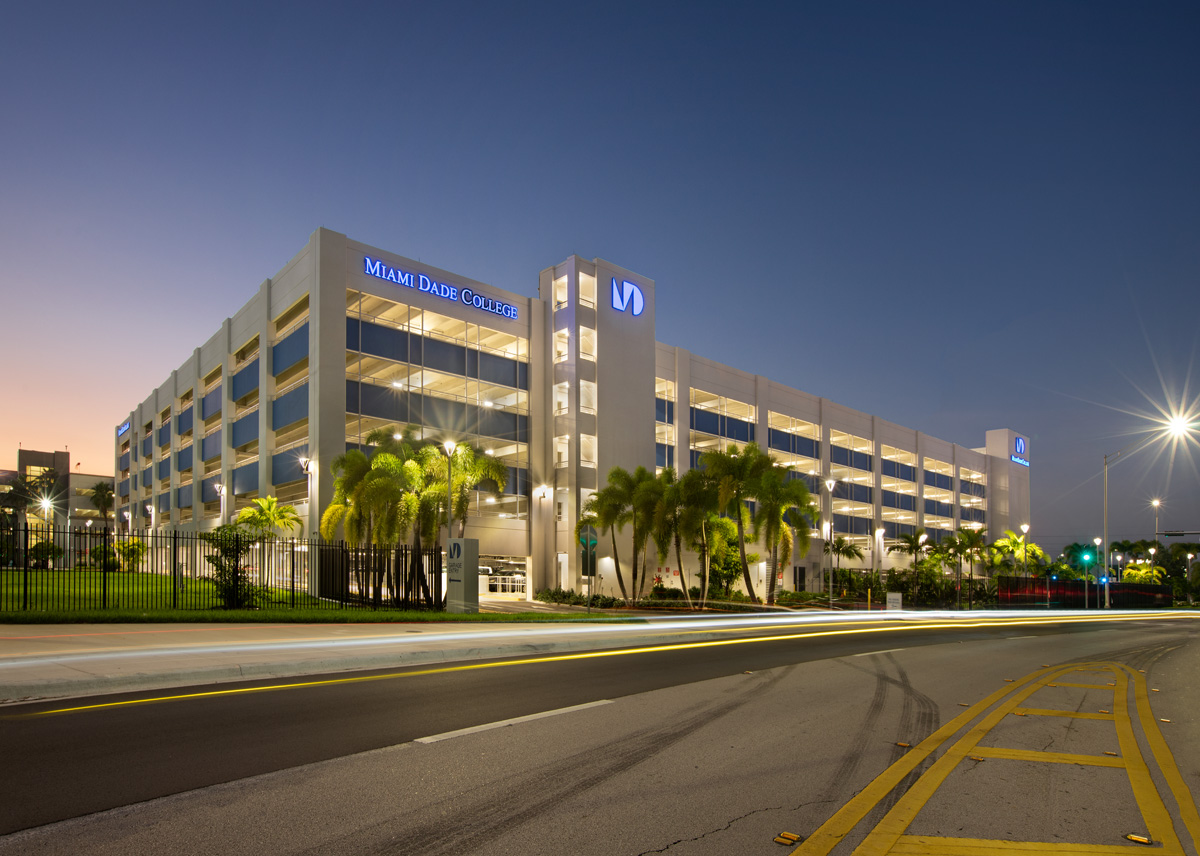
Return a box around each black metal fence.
[0,524,443,613]
[998,576,1172,609]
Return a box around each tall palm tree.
[89,481,114,528]
[443,443,509,539]
[678,468,719,610]
[631,468,662,600]
[700,442,772,603]
[752,468,815,605]
[583,477,631,602]
[652,467,693,610]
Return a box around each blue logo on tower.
[612,278,644,316]
[1011,436,1029,467]
[1014,437,1026,455]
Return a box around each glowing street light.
[1094,537,1105,608]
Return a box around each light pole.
[1151,498,1161,541]
[875,527,886,603]
[1188,553,1195,605]
[443,440,457,542]
[825,478,836,609]
[1094,537,1104,608]
[1104,417,1195,595]
[1020,523,1029,579]
[299,457,315,536]
[215,483,226,526]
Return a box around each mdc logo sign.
[612,278,644,316]
[1015,437,1026,455]
[448,542,462,560]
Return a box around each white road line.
[1007,635,1038,640]
[414,700,613,744]
[853,648,906,657]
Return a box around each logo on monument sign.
[1014,437,1026,455]
[611,278,644,316]
[449,541,462,559]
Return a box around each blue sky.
[2,1,1197,553]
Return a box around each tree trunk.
[609,528,628,602]
[673,532,693,610]
[735,504,759,603]
[699,524,710,611]
[766,542,779,605]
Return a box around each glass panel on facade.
[578,272,596,308]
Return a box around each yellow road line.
[1109,667,1184,853]
[794,664,1064,854]
[1052,682,1114,689]
[890,835,1159,854]
[1120,665,1200,845]
[972,746,1124,767]
[1011,707,1113,720]
[797,661,1194,856]
[849,667,1082,856]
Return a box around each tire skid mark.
[298,668,794,856]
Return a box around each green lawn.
[0,569,634,623]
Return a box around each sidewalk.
[0,605,735,704]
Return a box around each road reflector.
[1004,678,1014,682]
[969,756,985,762]
[1104,751,1118,756]
[1160,718,1171,723]
[1013,712,1026,716]
[1151,688,1159,692]
[1138,669,1146,673]
[1125,833,1152,844]
[1041,664,1050,667]
[1108,682,1116,686]
[1048,683,1057,687]
[1099,709,1110,714]
[896,742,911,748]
[958,703,969,707]
[776,832,802,842]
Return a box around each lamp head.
[1093,537,1101,546]
[443,439,456,455]
[825,478,836,492]
[1152,498,1160,508]
[1167,414,1190,437]
[39,497,51,511]
[1020,523,1029,534]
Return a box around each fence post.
[22,525,29,611]
[172,530,179,610]
[290,538,296,609]
[102,527,110,609]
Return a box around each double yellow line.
[794,662,1200,855]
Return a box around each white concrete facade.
[114,228,1032,600]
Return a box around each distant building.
[0,449,114,530]
[113,228,1032,599]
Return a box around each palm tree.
[89,481,114,528]
[652,467,693,610]
[752,468,815,605]
[444,443,509,539]
[583,475,632,602]
[237,495,303,538]
[992,529,1046,575]
[699,442,772,603]
[954,526,988,608]
[888,528,928,574]
[678,468,719,609]
[824,536,864,594]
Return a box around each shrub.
[202,525,263,609]
[29,541,64,569]
[115,538,149,572]
[533,587,621,608]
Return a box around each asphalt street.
[1,613,1197,855]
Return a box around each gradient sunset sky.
[2,1,1197,553]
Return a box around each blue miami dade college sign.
[611,277,644,316]
[1011,436,1029,467]
[364,257,518,321]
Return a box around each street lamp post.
[1020,523,1029,579]
[825,478,836,610]
[215,483,226,526]
[1188,553,1196,605]
[1093,537,1103,609]
[1151,499,1161,541]
[443,440,457,543]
